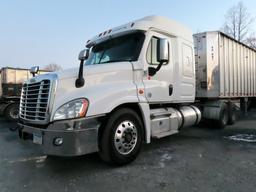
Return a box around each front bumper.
[18,117,102,156]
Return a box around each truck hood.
[55,64,130,80]
[55,67,78,80]
[50,62,138,119]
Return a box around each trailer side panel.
[194,31,256,98]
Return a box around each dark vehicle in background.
[0,67,48,121]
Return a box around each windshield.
[85,32,145,65]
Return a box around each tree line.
[222,1,256,49]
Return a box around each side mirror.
[78,49,89,61]
[30,66,39,77]
[157,38,169,63]
[148,38,169,77]
[76,49,89,88]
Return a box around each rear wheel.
[99,108,143,165]
[5,103,19,122]
[228,103,237,125]
[214,103,228,129]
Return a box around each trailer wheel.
[215,103,228,129]
[228,103,237,125]
[99,108,143,165]
[5,103,19,121]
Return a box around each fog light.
[53,137,63,146]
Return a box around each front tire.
[99,108,143,165]
[5,103,19,122]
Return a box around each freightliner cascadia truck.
[18,16,256,165]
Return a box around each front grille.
[20,80,51,121]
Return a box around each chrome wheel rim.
[10,109,19,120]
[114,120,138,155]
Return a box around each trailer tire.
[215,103,228,129]
[228,104,236,125]
[99,108,143,165]
[5,103,19,122]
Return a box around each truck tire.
[5,103,19,122]
[99,108,143,165]
[228,103,236,125]
[214,103,228,129]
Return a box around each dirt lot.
[1,112,256,192]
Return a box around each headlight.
[53,98,89,121]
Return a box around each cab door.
[142,31,174,103]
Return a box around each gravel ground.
[0,112,256,192]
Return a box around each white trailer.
[18,16,256,165]
[194,32,256,126]
[194,31,256,98]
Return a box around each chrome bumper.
[18,117,101,156]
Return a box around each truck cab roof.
[86,15,193,48]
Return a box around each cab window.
[146,37,160,65]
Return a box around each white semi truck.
[18,16,256,165]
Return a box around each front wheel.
[99,108,143,165]
[5,103,19,122]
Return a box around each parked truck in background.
[18,16,256,165]
[0,67,48,121]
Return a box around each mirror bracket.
[148,67,157,76]
[148,61,166,77]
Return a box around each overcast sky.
[1,0,256,69]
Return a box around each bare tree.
[245,33,256,49]
[43,63,62,72]
[222,1,254,42]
